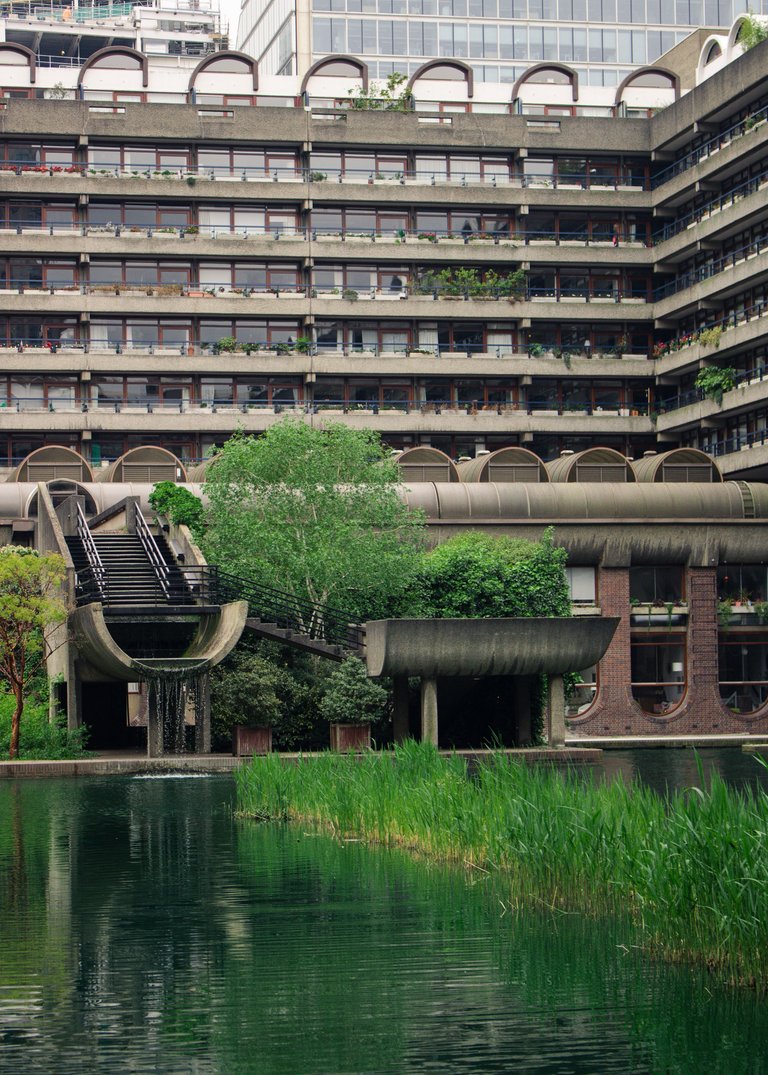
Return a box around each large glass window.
[719,636,768,714]
[629,566,684,605]
[631,636,685,714]
[717,565,768,604]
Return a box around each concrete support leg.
[195,674,211,755]
[548,674,566,749]
[420,677,438,746]
[147,686,164,757]
[392,676,410,743]
[513,675,532,746]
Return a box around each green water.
[1,767,768,1074]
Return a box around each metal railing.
[653,106,768,189]
[654,233,768,302]
[135,504,171,599]
[75,501,106,598]
[212,568,364,651]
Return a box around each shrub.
[149,481,204,536]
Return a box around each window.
[630,566,684,605]
[631,636,685,714]
[719,636,768,714]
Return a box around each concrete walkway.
[567,734,768,750]
[0,746,602,779]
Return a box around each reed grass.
[235,741,768,990]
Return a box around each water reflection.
[0,766,767,1074]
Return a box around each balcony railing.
[653,107,768,189]
[653,234,768,302]
[0,395,652,417]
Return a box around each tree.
[149,480,204,538]
[0,547,67,760]
[416,528,570,619]
[202,422,425,622]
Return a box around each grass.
[236,740,768,991]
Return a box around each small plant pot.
[232,725,272,756]
[329,722,371,752]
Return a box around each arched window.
[0,44,36,83]
[407,60,474,98]
[79,48,148,87]
[614,67,679,105]
[512,63,578,101]
[189,51,258,92]
[704,40,723,64]
[300,56,368,96]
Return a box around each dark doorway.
[81,682,146,751]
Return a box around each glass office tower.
[238,0,765,83]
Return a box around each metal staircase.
[67,504,196,609]
[67,505,364,659]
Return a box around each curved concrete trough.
[70,600,249,681]
[365,616,619,678]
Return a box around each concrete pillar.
[195,674,211,754]
[420,677,438,746]
[392,676,410,743]
[548,674,566,748]
[512,675,532,746]
[147,685,163,757]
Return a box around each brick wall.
[567,566,768,737]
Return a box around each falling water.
[145,666,207,754]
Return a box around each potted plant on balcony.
[319,656,389,751]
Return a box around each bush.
[0,687,89,759]
[318,657,390,726]
[149,481,205,536]
[416,528,570,619]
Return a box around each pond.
[1,750,767,1074]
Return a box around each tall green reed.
[235,741,768,989]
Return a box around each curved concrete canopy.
[457,447,549,483]
[70,600,248,681]
[402,481,764,520]
[631,448,722,483]
[365,616,619,678]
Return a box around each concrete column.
[548,674,566,748]
[420,677,438,746]
[147,685,164,757]
[392,676,410,743]
[512,675,532,746]
[195,674,211,754]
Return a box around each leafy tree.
[0,547,67,759]
[737,13,768,50]
[202,422,425,621]
[347,72,412,112]
[149,481,204,538]
[416,528,570,618]
[318,656,390,726]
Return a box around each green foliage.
[346,72,412,112]
[237,740,768,990]
[416,528,570,619]
[202,422,425,621]
[417,266,526,299]
[737,13,768,50]
[0,547,67,759]
[0,679,88,759]
[149,481,204,536]
[697,326,723,349]
[210,639,351,751]
[695,365,736,405]
[318,657,390,726]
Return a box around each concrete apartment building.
[0,14,766,739]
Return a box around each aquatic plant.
[236,741,768,991]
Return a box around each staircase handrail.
[75,502,107,600]
[134,504,171,600]
[211,567,365,651]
